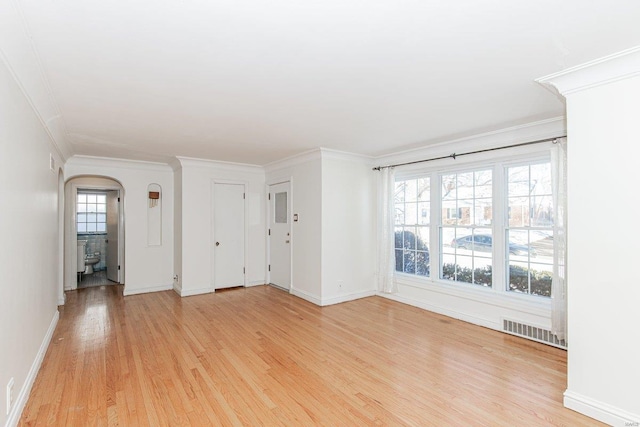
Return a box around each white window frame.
[77,192,107,234]
[393,148,553,307]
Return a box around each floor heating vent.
[502,319,566,349]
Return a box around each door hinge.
[243,193,246,199]
[243,267,246,274]
[268,193,271,200]
[268,229,271,236]
[268,265,271,272]
[117,197,120,202]
[118,265,121,270]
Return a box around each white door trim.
[64,180,125,291]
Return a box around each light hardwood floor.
[20,285,602,426]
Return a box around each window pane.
[506,161,554,298]
[87,194,97,203]
[508,197,530,227]
[416,226,429,251]
[403,250,416,273]
[86,223,97,232]
[77,223,87,232]
[96,194,106,203]
[77,194,87,203]
[405,202,418,225]
[531,195,553,227]
[87,214,96,223]
[77,213,86,223]
[275,192,287,223]
[416,251,429,276]
[87,203,97,213]
[417,178,430,201]
[441,174,456,200]
[442,200,457,225]
[418,202,430,225]
[474,199,492,226]
[97,213,106,223]
[97,223,106,233]
[402,227,416,249]
[457,172,474,199]
[531,163,552,196]
[97,203,106,213]
[405,180,418,202]
[457,205,472,225]
[77,203,87,213]
[508,166,529,196]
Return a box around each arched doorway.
[63,176,125,291]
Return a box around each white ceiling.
[17,0,640,165]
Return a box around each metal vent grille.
[502,319,566,349]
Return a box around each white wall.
[321,151,377,305]
[537,48,640,425]
[174,158,266,296]
[565,73,640,424]
[0,54,62,427]
[266,151,323,303]
[374,118,566,333]
[64,157,175,296]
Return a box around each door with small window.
[268,182,291,290]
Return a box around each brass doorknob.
[216,242,220,246]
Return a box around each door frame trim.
[211,179,248,291]
[64,178,125,292]
[266,178,293,292]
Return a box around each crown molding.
[536,45,640,96]
[263,148,322,173]
[174,156,263,174]
[65,155,173,173]
[319,147,373,164]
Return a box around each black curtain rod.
[372,135,566,171]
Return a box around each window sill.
[394,272,551,317]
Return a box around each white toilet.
[84,252,101,274]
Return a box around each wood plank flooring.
[20,285,602,426]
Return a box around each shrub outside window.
[394,178,430,277]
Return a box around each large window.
[506,162,554,297]
[393,157,556,300]
[77,193,107,233]
[394,177,430,276]
[440,169,493,287]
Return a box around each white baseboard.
[564,390,640,426]
[178,286,214,297]
[6,310,59,427]
[290,288,322,306]
[247,280,265,287]
[378,292,500,331]
[321,289,376,306]
[123,283,173,296]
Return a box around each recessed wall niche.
[147,184,162,246]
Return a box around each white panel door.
[106,190,119,283]
[269,182,291,290]
[214,183,245,289]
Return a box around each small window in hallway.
[77,192,107,233]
